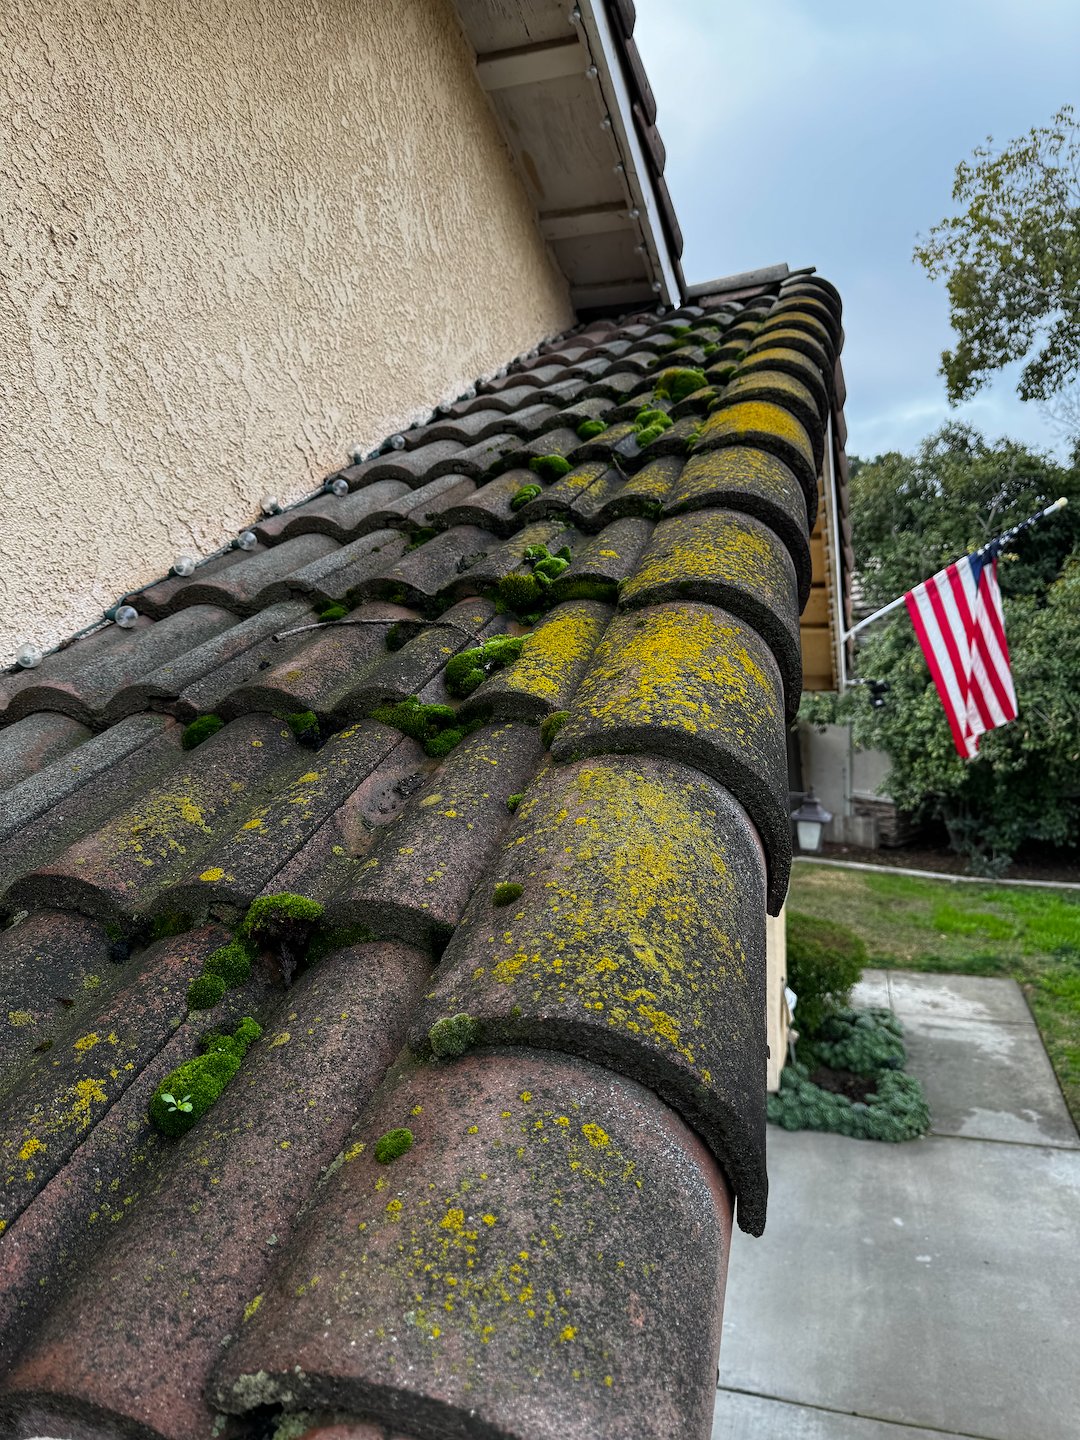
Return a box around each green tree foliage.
[914,107,1080,408]
[816,426,1080,866]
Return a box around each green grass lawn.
[788,863,1080,1126]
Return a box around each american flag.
[904,549,1018,759]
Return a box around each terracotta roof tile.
[0,606,237,725]
[251,479,412,544]
[0,711,92,792]
[1,938,430,1440]
[0,274,846,1437]
[210,1050,730,1439]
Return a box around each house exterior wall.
[797,722,894,848]
[1,0,573,662]
[766,907,788,1093]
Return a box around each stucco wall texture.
[1,0,573,663]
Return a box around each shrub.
[786,911,867,1034]
[768,1064,930,1142]
[800,1007,906,1075]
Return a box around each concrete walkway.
[713,970,1080,1440]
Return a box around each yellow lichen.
[697,401,812,468]
[619,512,786,609]
[501,602,610,705]
[199,867,224,883]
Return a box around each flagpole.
[843,496,1069,642]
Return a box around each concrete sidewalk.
[713,970,1080,1440]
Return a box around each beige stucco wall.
[1,0,573,662]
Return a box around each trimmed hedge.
[786,911,867,1035]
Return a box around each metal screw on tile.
[387,434,407,451]
[234,530,258,551]
[172,555,197,577]
[328,477,349,497]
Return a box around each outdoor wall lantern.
[791,789,833,853]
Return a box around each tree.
[803,425,1080,869]
[914,107,1080,411]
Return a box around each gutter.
[576,1,682,307]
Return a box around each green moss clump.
[787,912,867,1035]
[316,603,348,622]
[498,570,544,614]
[655,367,708,404]
[374,1127,414,1163]
[181,714,223,751]
[370,696,471,756]
[149,1016,263,1137]
[429,1012,481,1059]
[528,454,572,481]
[187,974,228,1011]
[533,554,569,580]
[701,342,719,358]
[633,407,674,449]
[555,577,618,603]
[203,940,254,987]
[149,910,191,942]
[424,727,464,758]
[510,483,542,511]
[242,893,324,940]
[285,710,320,748]
[576,419,608,440]
[493,881,524,907]
[445,636,524,698]
[506,793,524,812]
[635,423,667,447]
[541,710,570,748]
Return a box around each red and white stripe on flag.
[904,553,1018,759]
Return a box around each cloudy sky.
[634,0,1080,462]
